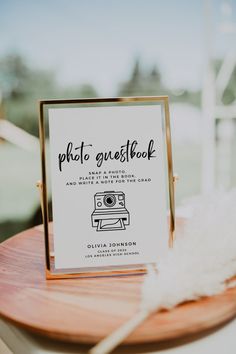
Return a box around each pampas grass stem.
[88,309,150,354]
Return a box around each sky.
[0,0,235,95]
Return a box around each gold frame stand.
[37,96,177,279]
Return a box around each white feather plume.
[89,190,236,354]
[141,190,236,313]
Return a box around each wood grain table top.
[0,223,236,345]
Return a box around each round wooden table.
[0,223,236,345]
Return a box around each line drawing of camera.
[91,191,130,231]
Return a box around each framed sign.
[38,96,175,279]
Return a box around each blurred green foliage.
[118,58,201,106]
[214,59,236,105]
[1,54,235,139]
[0,53,98,136]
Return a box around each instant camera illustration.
[91,191,130,231]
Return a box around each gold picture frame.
[38,96,175,279]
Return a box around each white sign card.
[39,98,174,277]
